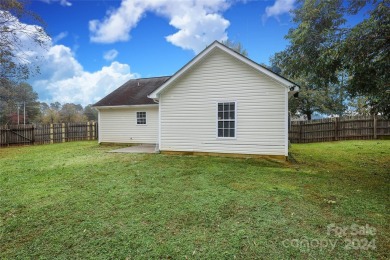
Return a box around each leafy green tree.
[39,101,49,112]
[346,96,371,116]
[50,102,61,111]
[0,78,13,124]
[271,0,362,119]
[83,104,98,121]
[41,109,61,124]
[272,0,389,118]
[59,103,87,123]
[14,82,40,122]
[342,2,390,116]
[38,102,61,124]
[38,102,96,123]
[0,78,40,124]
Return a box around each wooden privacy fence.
[289,116,390,143]
[0,122,98,147]
[1,117,389,146]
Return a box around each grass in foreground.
[0,141,389,259]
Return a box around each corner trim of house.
[284,88,289,156]
[160,150,287,161]
[98,110,101,144]
[158,95,162,150]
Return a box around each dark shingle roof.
[93,76,170,107]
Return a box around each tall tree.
[221,39,248,57]
[59,103,87,123]
[0,78,40,124]
[0,0,49,81]
[271,0,347,119]
[38,102,61,124]
[83,104,98,121]
[272,0,389,118]
[342,1,390,116]
[0,78,13,124]
[50,102,61,111]
[14,81,40,122]
[40,108,61,124]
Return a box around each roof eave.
[93,104,159,109]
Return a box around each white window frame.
[136,111,147,125]
[216,101,237,139]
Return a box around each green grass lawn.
[0,141,389,259]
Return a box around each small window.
[136,112,146,125]
[217,102,236,138]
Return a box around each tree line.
[270,0,389,119]
[0,78,97,125]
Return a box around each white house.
[94,41,299,159]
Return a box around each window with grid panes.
[136,112,146,125]
[217,102,235,138]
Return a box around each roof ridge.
[133,75,171,80]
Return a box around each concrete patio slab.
[109,144,157,153]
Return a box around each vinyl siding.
[98,106,158,144]
[159,49,288,156]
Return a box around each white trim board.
[94,104,158,110]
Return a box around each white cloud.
[53,31,68,43]
[89,0,146,43]
[34,61,137,105]
[34,45,83,81]
[89,0,230,53]
[262,0,295,23]
[59,0,72,6]
[103,49,119,61]
[30,44,136,105]
[5,12,136,105]
[40,0,72,7]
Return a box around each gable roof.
[93,76,170,107]
[148,41,299,99]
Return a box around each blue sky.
[30,0,291,74]
[12,0,369,105]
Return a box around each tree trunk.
[306,112,312,120]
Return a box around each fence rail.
[1,116,389,147]
[0,122,98,147]
[289,115,390,143]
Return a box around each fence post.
[32,125,35,145]
[92,122,96,140]
[62,123,66,143]
[87,121,90,140]
[373,114,377,139]
[50,124,54,144]
[298,121,302,143]
[334,117,339,141]
[6,127,9,147]
[5,127,11,146]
